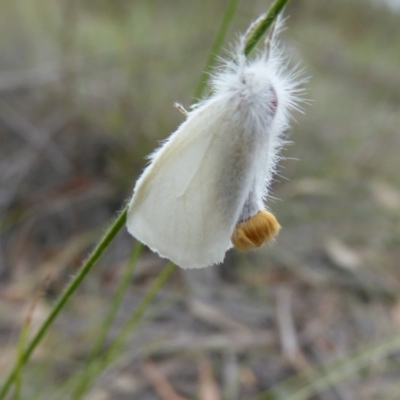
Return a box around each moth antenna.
[264,20,277,61]
[243,13,266,45]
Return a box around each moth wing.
[127,100,244,269]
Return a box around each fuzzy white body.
[127,31,299,269]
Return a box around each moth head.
[240,66,280,120]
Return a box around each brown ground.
[1,1,400,399]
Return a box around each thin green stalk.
[244,0,290,56]
[14,322,29,400]
[72,242,143,398]
[257,334,400,400]
[72,262,176,399]
[89,242,143,360]
[193,0,240,100]
[52,291,183,400]
[0,207,128,400]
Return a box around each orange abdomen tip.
[231,209,281,251]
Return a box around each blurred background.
[0,0,400,399]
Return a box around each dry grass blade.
[142,360,188,400]
[198,354,220,400]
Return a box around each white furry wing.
[127,97,255,269]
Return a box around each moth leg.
[174,102,189,117]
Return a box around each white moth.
[127,18,303,269]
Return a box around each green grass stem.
[244,0,290,56]
[14,322,29,400]
[71,241,143,398]
[72,262,176,399]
